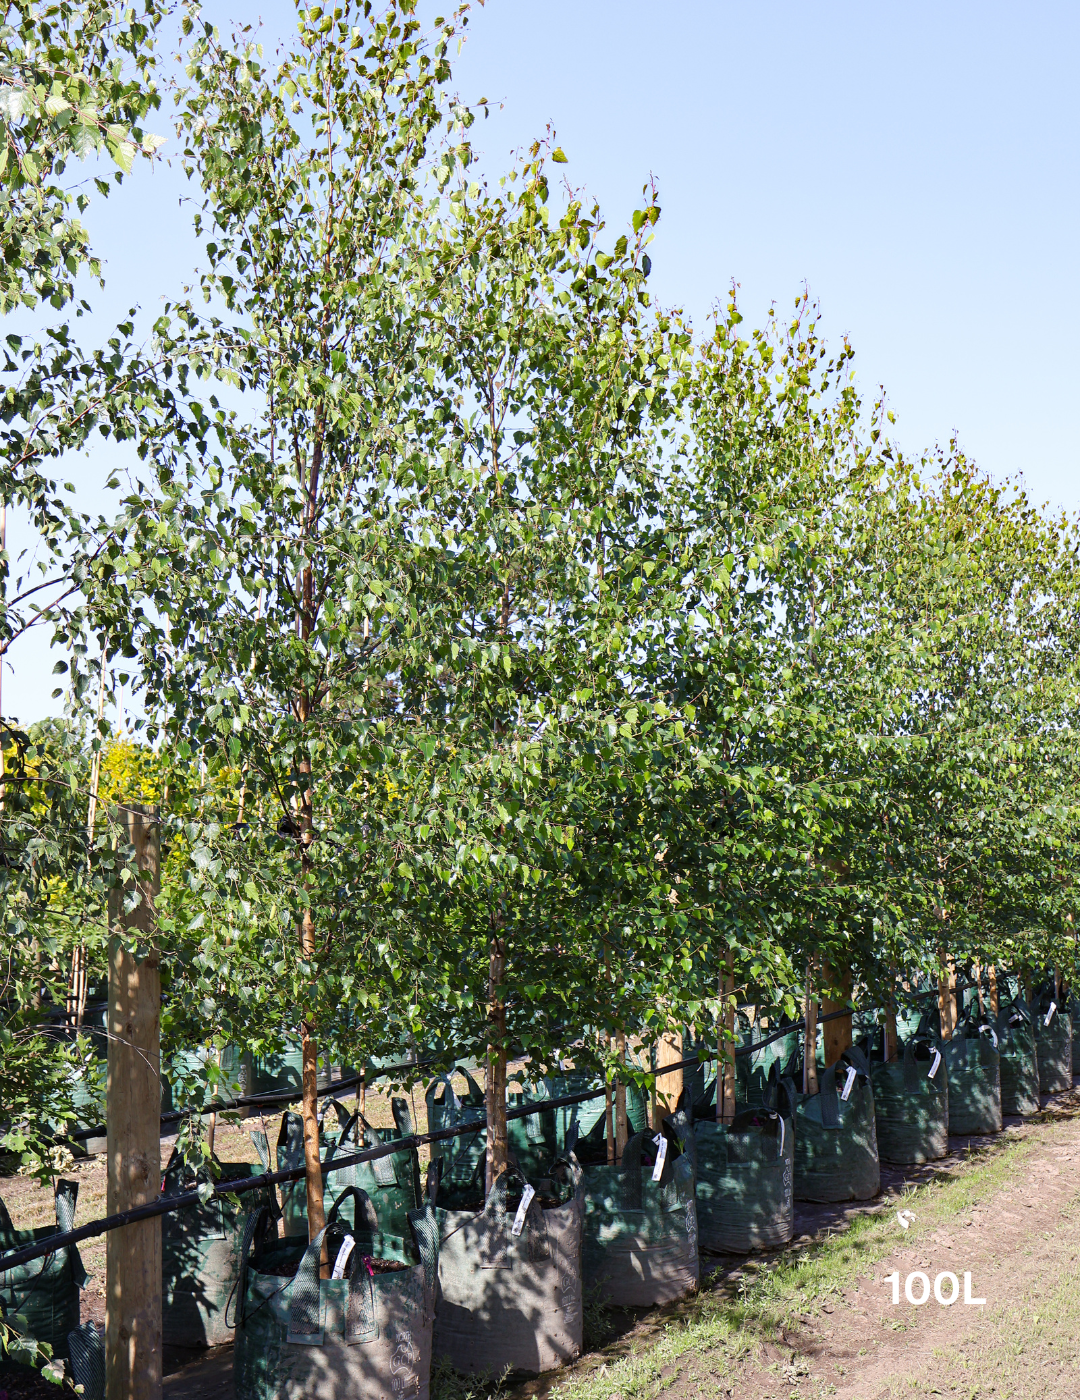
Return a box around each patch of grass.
[431,1356,513,1400]
[550,1120,1065,1400]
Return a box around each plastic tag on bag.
[331,1234,356,1280]
[1045,1002,1057,1026]
[840,1066,857,1101]
[927,1050,942,1080]
[510,1184,536,1237]
[776,1116,785,1157]
[651,1133,668,1182]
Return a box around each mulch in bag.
[163,1132,277,1347]
[1034,992,1072,1095]
[869,1036,948,1165]
[434,1156,584,1376]
[943,1027,1002,1136]
[582,1108,699,1306]
[696,1075,794,1253]
[0,1181,88,1359]
[793,1045,880,1202]
[996,1001,1040,1117]
[234,1182,439,1400]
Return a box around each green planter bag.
[278,1099,421,1240]
[582,1109,698,1306]
[163,1133,277,1347]
[426,1069,486,1195]
[793,1046,880,1202]
[543,1073,648,1165]
[943,1029,1001,1136]
[1035,998,1072,1094]
[0,1181,88,1359]
[870,1039,948,1165]
[234,1183,439,1400]
[696,1077,794,1253]
[736,1020,800,1109]
[996,1002,1040,1117]
[434,1156,584,1375]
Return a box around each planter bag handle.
[326,1185,379,1241]
[345,1245,378,1346]
[477,1165,540,1270]
[277,1112,305,1172]
[664,1106,696,1180]
[66,1321,105,1400]
[841,1043,872,1078]
[55,1179,90,1289]
[319,1098,353,1139]
[331,1111,397,1187]
[816,1062,842,1130]
[619,1131,648,1211]
[406,1199,440,1305]
[902,1041,923,1094]
[458,1066,486,1103]
[287,1226,330,1346]
[0,1191,16,1245]
[249,1129,271,1172]
[234,1204,275,1330]
[425,1072,459,1114]
[392,1097,414,1138]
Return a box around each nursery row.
[3,976,1073,1399]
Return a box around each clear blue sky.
[10,0,1079,722]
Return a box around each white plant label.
[840,1066,857,1101]
[331,1235,356,1280]
[1045,1002,1057,1026]
[776,1117,785,1157]
[928,1050,942,1080]
[651,1134,668,1182]
[511,1184,536,1237]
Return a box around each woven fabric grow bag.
[234,1185,438,1400]
[426,1069,486,1193]
[736,1021,801,1109]
[544,1073,649,1164]
[793,1047,879,1202]
[1071,999,1080,1071]
[943,1030,1001,1136]
[582,1109,698,1306]
[0,1181,87,1359]
[870,1040,948,1165]
[1035,1004,1072,1094]
[163,1134,276,1347]
[695,1079,794,1253]
[996,1004,1040,1117]
[278,1100,421,1240]
[434,1157,584,1375]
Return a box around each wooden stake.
[803,957,819,1096]
[654,1025,683,1128]
[718,947,736,1124]
[106,804,161,1400]
[485,922,509,1193]
[987,965,999,1018]
[821,962,852,1068]
[937,954,957,1041]
[614,1031,629,1159]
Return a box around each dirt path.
[593,1095,1080,1400]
